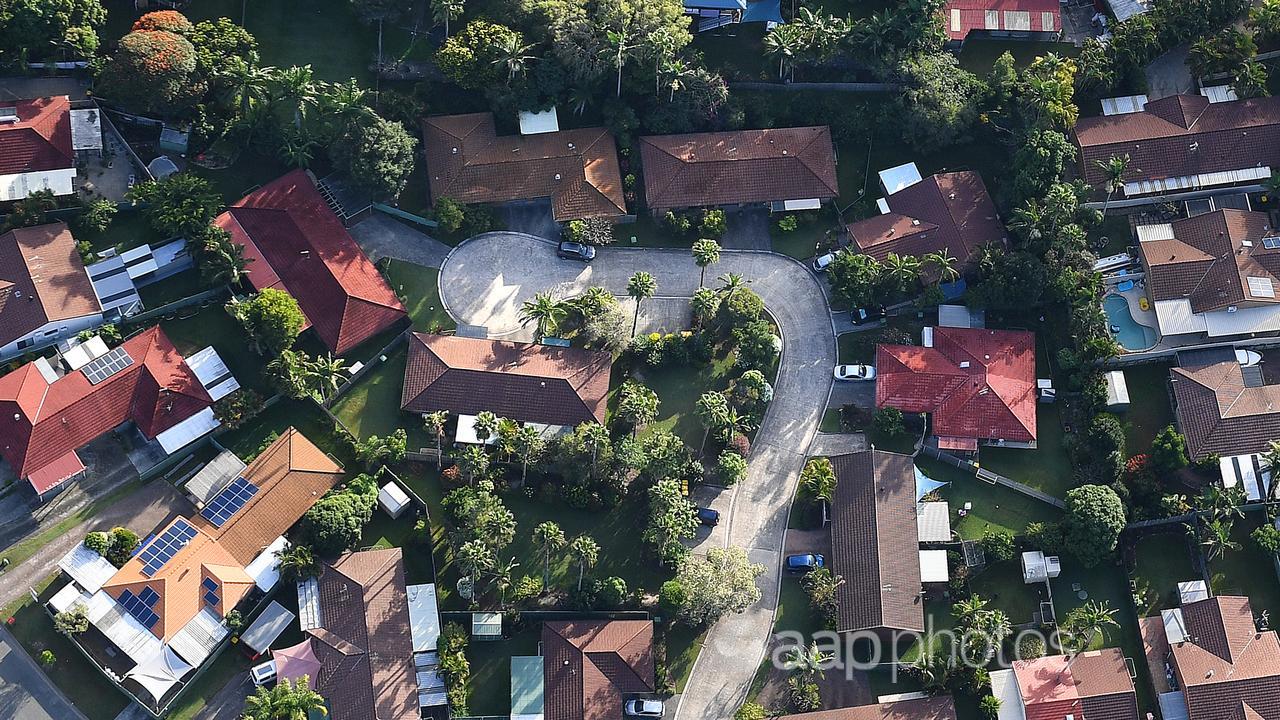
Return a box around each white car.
[812,253,835,272]
[624,699,665,717]
[834,364,876,381]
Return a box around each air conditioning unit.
[1045,555,1062,578]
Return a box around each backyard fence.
[119,285,228,327]
[730,81,900,92]
[920,447,1065,509]
[323,328,411,408]
[373,203,438,228]
[440,610,652,622]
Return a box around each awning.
[156,407,221,454]
[518,108,559,135]
[914,466,949,501]
[1158,692,1190,720]
[62,335,110,371]
[511,656,545,719]
[58,543,119,594]
[919,550,949,583]
[50,582,87,613]
[408,584,441,653]
[28,450,86,494]
[125,646,193,703]
[879,162,922,195]
[241,601,296,655]
[274,638,323,685]
[916,502,952,543]
[1178,581,1209,604]
[186,346,240,401]
[989,669,1028,720]
[169,608,228,666]
[245,536,289,591]
[85,590,164,666]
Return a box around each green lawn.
[819,408,843,433]
[971,561,1044,625]
[664,623,710,693]
[164,645,254,720]
[385,260,455,332]
[218,397,359,470]
[79,209,161,255]
[159,303,269,393]
[0,479,142,571]
[362,507,435,584]
[917,457,1062,538]
[1210,514,1280,623]
[612,214,693,249]
[331,345,432,450]
[836,314,927,365]
[898,599,959,664]
[1118,363,1174,455]
[137,269,207,309]
[981,402,1074,499]
[775,576,822,639]
[1131,532,1198,616]
[465,628,541,716]
[956,39,1080,74]
[622,346,747,449]
[769,209,841,262]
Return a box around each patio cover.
[62,335,110,371]
[169,608,228,666]
[125,646,193,703]
[156,407,220,454]
[184,449,246,507]
[241,601,296,655]
[1162,608,1189,643]
[511,656,545,720]
[518,108,559,135]
[916,501,952,543]
[245,536,289,591]
[879,162,922,195]
[85,590,164,666]
[914,466,949,501]
[297,578,322,631]
[49,582,86,614]
[58,543,119,594]
[938,305,973,328]
[28,450,85,494]
[186,346,241,401]
[408,583,441,652]
[989,669,1028,720]
[1177,580,1209,604]
[1220,454,1269,502]
[919,550,949,583]
[1159,692,1190,720]
[455,414,499,445]
[273,638,323,684]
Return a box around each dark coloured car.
[697,507,720,526]
[786,554,825,573]
[557,240,596,262]
[851,306,887,326]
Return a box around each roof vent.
[782,149,788,155]
[912,219,920,226]
[451,147,458,154]
[959,361,971,368]
[554,173,562,181]
[568,142,576,150]
[1189,142,1199,152]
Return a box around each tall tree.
[1200,518,1242,561]
[1058,600,1118,657]
[617,381,660,434]
[491,33,535,82]
[424,411,449,470]
[691,238,721,287]
[675,546,765,625]
[1096,155,1131,216]
[457,540,496,595]
[243,676,327,720]
[520,292,569,340]
[457,445,490,484]
[305,353,348,400]
[644,478,700,565]
[627,271,657,337]
[763,23,805,80]
[432,0,465,37]
[268,64,319,130]
[923,249,959,283]
[695,391,732,449]
[569,535,600,592]
[473,411,499,448]
[533,521,566,586]
[512,424,545,484]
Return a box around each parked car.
[786,554,824,573]
[851,306,886,325]
[812,253,835,272]
[834,364,876,381]
[697,507,720,526]
[557,240,596,262]
[624,699,665,717]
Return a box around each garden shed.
[1104,370,1130,412]
[378,480,411,519]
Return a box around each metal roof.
[184,450,247,506]
[241,601,296,654]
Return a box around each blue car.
[696,507,720,526]
[786,554,825,573]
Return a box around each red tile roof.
[639,127,839,210]
[1167,596,1280,720]
[422,113,626,221]
[1013,650,1139,720]
[1071,95,1280,191]
[776,697,957,720]
[846,172,1006,271]
[943,0,1060,40]
[216,170,407,355]
[401,333,612,426]
[876,326,1036,444]
[543,620,654,720]
[0,96,74,176]
[0,222,102,347]
[0,326,212,490]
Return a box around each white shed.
[919,550,949,583]
[378,481,412,519]
[1104,370,1130,412]
[1021,550,1061,584]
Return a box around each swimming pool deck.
[1107,285,1161,352]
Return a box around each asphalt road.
[0,627,88,720]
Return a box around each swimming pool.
[1103,294,1157,351]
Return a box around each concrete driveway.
[722,208,770,251]
[438,232,837,720]
[348,213,452,268]
[0,628,88,720]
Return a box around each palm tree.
[951,594,990,625]
[1200,518,1242,561]
[910,647,953,692]
[924,249,960,283]
[663,57,695,102]
[695,391,732,449]
[578,422,611,476]
[646,27,677,96]
[244,677,328,720]
[423,411,448,470]
[882,253,921,290]
[495,417,520,460]
[626,271,657,337]
[1096,155,1131,215]
[1200,484,1246,522]
[319,78,368,125]
[275,544,323,583]
[533,521,566,587]
[268,65,319,130]
[512,424,544,485]
[457,445,490,484]
[1058,600,1119,657]
[473,411,499,448]
[305,354,348,401]
[432,0,465,38]
[568,535,600,592]
[575,286,615,314]
[605,20,634,97]
[492,35,535,82]
[718,272,746,301]
[199,237,250,286]
[691,238,721,287]
[519,292,569,341]
[493,556,520,607]
[457,540,495,597]
[784,641,833,680]
[278,129,318,168]
[763,23,805,80]
[222,61,272,117]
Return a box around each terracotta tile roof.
[638,126,839,210]
[101,429,342,639]
[943,0,1060,40]
[776,697,958,720]
[215,170,407,355]
[1167,596,1280,720]
[876,326,1037,443]
[1013,650,1139,720]
[422,113,626,221]
[1141,210,1280,313]
[401,333,612,426]
[0,326,211,488]
[0,96,74,175]
[846,172,1006,270]
[309,548,419,720]
[543,620,654,720]
[829,450,925,634]
[0,222,102,346]
[1071,95,1280,190]
[1170,347,1280,459]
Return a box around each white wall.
[0,313,103,362]
[0,168,77,200]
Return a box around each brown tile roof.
[422,113,626,221]
[1071,95,1280,190]
[1167,596,1280,720]
[846,172,1006,270]
[0,222,101,346]
[829,450,925,634]
[1170,347,1280,459]
[216,170,407,355]
[776,697,958,720]
[401,333,612,426]
[1141,210,1280,313]
[639,126,839,210]
[309,548,419,720]
[0,96,74,176]
[102,429,342,639]
[542,620,654,720]
[1013,650,1139,720]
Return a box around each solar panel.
[138,586,160,607]
[118,589,160,629]
[201,577,218,592]
[199,477,259,527]
[81,346,134,385]
[139,519,197,576]
[203,590,220,607]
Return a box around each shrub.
[663,211,692,236]
[83,531,112,556]
[728,433,751,457]
[107,527,140,566]
[564,216,614,245]
[433,197,466,234]
[733,319,780,371]
[979,695,1003,720]
[597,576,628,607]
[54,607,89,637]
[1024,521,1065,554]
[1151,425,1189,475]
[225,609,244,631]
[717,451,749,486]
[1017,633,1046,659]
[873,407,905,436]
[132,10,193,33]
[1063,485,1126,567]
[1253,523,1280,555]
[39,650,56,667]
[776,214,798,232]
[980,529,1016,563]
[658,580,687,618]
[735,703,767,720]
[701,209,727,238]
[787,676,821,713]
[212,389,263,431]
[512,575,543,603]
[77,198,117,234]
[438,622,471,714]
[722,288,764,326]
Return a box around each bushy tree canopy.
[0,0,107,62]
[1063,484,1126,567]
[96,27,202,114]
[226,289,307,356]
[127,173,222,239]
[329,109,418,198]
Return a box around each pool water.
[1103,294,1156,351]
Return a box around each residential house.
[776,697,957,720]
[876,326,1037,451]
[0,95,102,201]
[943,0,1060,44]
[682,0,783,33]
[0,222,104,361]
[1071,94,1280,205]
[1169,346,1280,499]
[989,649,1140,720]
[846,170,1006,273]
[1141,595,1280,720]
[1136,210,1280,340]
[543,620,655,720]
[401,333,612,428]
[49,429,345,711]
[215,169,408,355]
[0,326,224,495]
[421,112,627,221]
[829,450,927,637]
[638,127,839,212]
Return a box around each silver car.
[624,699,665,717]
